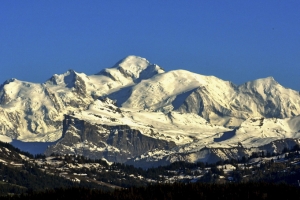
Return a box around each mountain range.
[0,55,300,168]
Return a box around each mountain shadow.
[172,88,198,110]
[107,85,133,107]
[214,129,236,142]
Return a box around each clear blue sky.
[1,1,299,90]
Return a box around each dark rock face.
[0,109,21,138]
[0,91,11,105]
[44,87,62,112]
[258,138,300,153]
[73,75,87,97]
[126,138,300,169]
[0,79,15,105]
[45,115,176,163]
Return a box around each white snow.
[0,135,12,143]
[0,55,300,165]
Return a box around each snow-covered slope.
[116,72,300,127]
[45,98,300,167]
[44,97,230,163]
[0,56,164,142]
[0,55,300,167]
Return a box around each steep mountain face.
[45,98,300,168]
[126,138,300,168]
[98,55,164,83]
[0,55,300,167]
[44,97,229,164]
[0,74,92,142]
[0,56,164,142]
[45,115,176,163]
[116,71,300,127]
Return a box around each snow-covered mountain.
[0,56,164,142]
[115,71,300,127]
[0,55,300,167]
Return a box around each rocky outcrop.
[127,138,300,168]
[45,115,176,163]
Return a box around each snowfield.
[0,55,300,165]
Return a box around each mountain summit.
[98,55,164,83]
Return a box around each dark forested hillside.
[2,182,300,200]
[0,142,109,196]
[2,141,300,198]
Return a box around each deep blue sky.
[1,1,299,90]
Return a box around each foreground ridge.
[2,140,300,197]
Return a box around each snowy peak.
[240,76,278,91]
[97,55,164,82]
[252,76,277,84]
[113,55,164,79]
[0,78,35,105]
[114,55,152,73]
[0,78,17,105]
[234,76,300,119]
[47,70,81,88]
[0,78,17,89]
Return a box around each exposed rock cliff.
[45,115,176,163]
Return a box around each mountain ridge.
[0,55,299,167]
